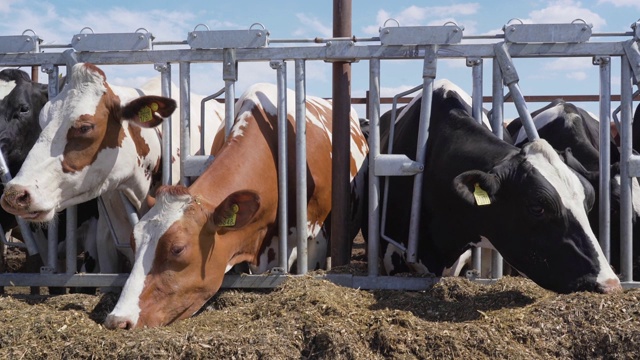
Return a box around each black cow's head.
[0,68,48,176]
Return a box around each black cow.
[368,79,620,294]
[507,99,640,279]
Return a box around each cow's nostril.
[3,186,31,209]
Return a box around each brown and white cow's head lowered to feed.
[104,83,369,329]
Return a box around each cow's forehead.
[523,140,586,206]
[0,79,16,100]
[134,192,191,251]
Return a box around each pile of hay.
[1,275,639,359]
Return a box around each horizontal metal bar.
[0,273,129,287]
[183,155,215,178]
[0,42,630,67]
[374,154,424,176]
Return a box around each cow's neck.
[191,130,277,268]
[116,124,162,215]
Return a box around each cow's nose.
[104,315,135,330]
[598,277,623,294]
[1,184,32,211]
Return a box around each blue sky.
[0,0,638,119]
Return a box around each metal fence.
[0,19,639,290]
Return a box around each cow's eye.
[78,124,94,134]
[170,244,186,256]
[19,105,30,113]
[529,204,545,217]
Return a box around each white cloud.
[597,0,640,9]
[361,4,479,35]
[526,0,606,31]
[293,13,332,38]
[0,0,21,14]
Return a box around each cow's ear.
[122,96,177,128]
[210,191,260,231]
[452,170,499,207]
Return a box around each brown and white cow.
[1,63,224,273]
[104,83,369,329]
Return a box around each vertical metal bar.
[331,0,353,267]
[490,59,504,278]
[179,62,191,186]
[295,60,308,274]
[270,60,289,271]
[65,205,77,275]
[46,219,58,273]
[368,58,381,276]
[620,55,633,282]
[406,46,437,264]
[597,56,612,261]
[45,64,60,274]
[223,49,238,140]
[155,63,172,186]
[469,58,483,273]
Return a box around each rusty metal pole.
[331,0,352,267]
[31,66,39,82]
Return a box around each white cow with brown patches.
[104,83,369,329]
[1,63,224,273]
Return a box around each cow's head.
[452,137,620,293]
[0,68,48,176]
[0,63,175,222]
[104,185,261,329]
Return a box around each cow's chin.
[20,209,55,223]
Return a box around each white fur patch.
[515,103,565,146]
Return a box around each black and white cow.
[369,79,621,294]
[507,99,640,279]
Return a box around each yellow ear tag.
[473,183,491,206]
[138,105,153,123]
[218,203,239,227]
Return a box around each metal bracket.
[380,24,463,45]
[503,22,592,43]
[223,48,238,82]
[494,42,519,86]
[324,41,358,63]
[187,25,269,49]
[592,56,610,66]
[40,266,55,275]
[466,57,482,67]
[374,154,424,176]
[632,20,640,41]
[623,40,640,85]
[71,29,153,51]
[0,33,40,53]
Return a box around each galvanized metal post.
[179,62,191,186]
[155,63,172,186]
[270,60,289,272]
[65,206,76,275]
[367,58,381,276]
[595,56,612,261]
[468,57,483,273]
[295,59,308,274]
[490,59,504,279]
[406,46,437,264]
[331,0,353,267]
[223,49,237,139]
[620,55,634,282]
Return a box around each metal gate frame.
[0,19,639,290]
